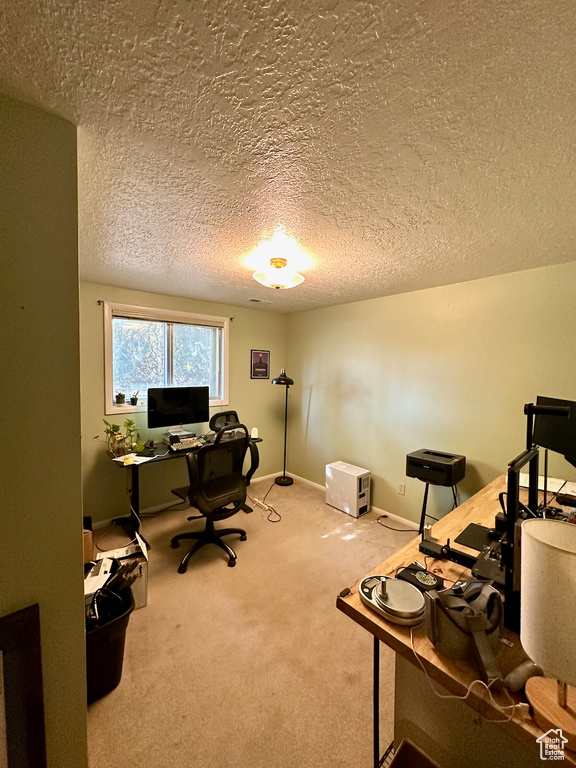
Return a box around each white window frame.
[103,301,229,415]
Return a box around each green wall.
[80,282,288,524]
[0,95,87,766]
[287,263,576,524]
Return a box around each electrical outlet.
[398,483,406,496]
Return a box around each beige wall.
[80,282,288,524]
[287,263,576,524]
[0,95,87,766]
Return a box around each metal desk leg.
[128,464,140,518]
[113,464,151,549]
[374,635,380,768]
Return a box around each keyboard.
[169,438,203,452]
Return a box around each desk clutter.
[359,574,425,626]
[337,397,576,765]
[167,435,205,451]
[358,568,522,688]
[84,533,148,615]
[164,428,247,452]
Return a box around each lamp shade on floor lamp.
[521,518,576,751]
[272,368,294,486]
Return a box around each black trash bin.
[86,588,135,703]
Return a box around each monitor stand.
[162,426,196,444]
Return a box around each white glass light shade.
[252,264,304,290]
[520,519,576,686]
[245,227,312,288]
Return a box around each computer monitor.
[147,386,210,430]
[533,395,576,464]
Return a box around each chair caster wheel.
[240,534,247,541]
[228,560,236,567]
[178,565,187,574]
[171,541,179,548]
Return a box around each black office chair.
[170,424,259,572]
[170,410,242,504]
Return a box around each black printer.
[406,449,466,487]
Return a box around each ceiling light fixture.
[252,258,305,290]
[245,227,312,290]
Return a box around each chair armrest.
[245,440,260,486]
[185,451,200,490]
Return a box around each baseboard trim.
[250,472,319,487]
[369,505,419,530]
[92,473,419,532]
[92,499,188,532]
[290,474,325,491]
[250,472,281,485]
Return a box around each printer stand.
[418,481,459,534]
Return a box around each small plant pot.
[109,436,129,457]
[115,396,125,405]
[129,397,138,406]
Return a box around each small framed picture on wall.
[251,350,270,379]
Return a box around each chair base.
[171,523,247,573]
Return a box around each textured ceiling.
[1,0,575,312]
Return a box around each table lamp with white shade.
[521,518,576,750]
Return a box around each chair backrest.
[187,424,259,518]
[209,410,240,433]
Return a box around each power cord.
[93,521,120,552]
[409,626,518,723]
[376,514,418,533]
[262,481,276,503]
[247,489,282,522]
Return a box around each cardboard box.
[95,533,148,610]
[83,528,94,563]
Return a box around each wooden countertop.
[336,475,576,762]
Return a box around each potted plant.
[122,418,143,451]
[115,392,126,405]
[130,391,139,406]
[100,419,145,457]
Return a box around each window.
[104,302,229,414]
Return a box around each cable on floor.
[376,514,418,533]
[247,490,282,522]
[93,521,119,552]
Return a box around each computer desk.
[337,475,576,768]
[111,437,262,540]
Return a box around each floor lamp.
[272,368,294,486]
